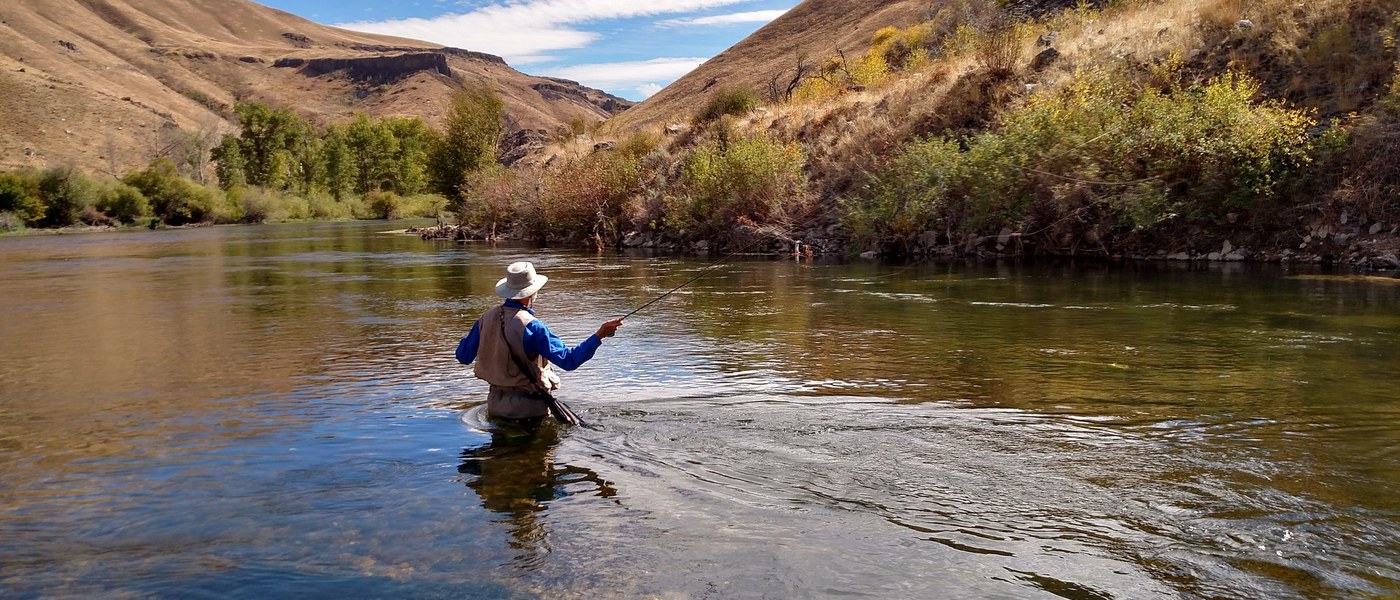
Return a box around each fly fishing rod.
[620,254,739,319]
[619,226,788,320]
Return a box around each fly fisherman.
[456,261,624,422]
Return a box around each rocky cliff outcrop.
[537,77,633,115]
[274,52,454,83]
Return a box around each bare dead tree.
[151,120,225,184]
[766,53,813,104]
[810,49,859,92]
[188,119,224,185]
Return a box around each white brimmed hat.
[495,261,548,299]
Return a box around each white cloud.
[336,0,749,65]
[540,57,707,91]
[657,9,787,27]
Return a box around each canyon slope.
[0,0,629,175]
[610,0,931,130]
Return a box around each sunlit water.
[2,221,1398,598]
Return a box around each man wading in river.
[456,261,623,421]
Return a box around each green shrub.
[698,87,762,123]
[628,146,675,229]
[230,186,277,223]
[365,190,402,220]
[37,167,98,228]
[616,131,662,159]
[124,158,212,224]
[1125,72,1314,215]
[676,132,807,234]
[846,137,966,242]
[282,194,311,221]
[0,170,44,225]
[95,181,150,224]
[188,183,230,224]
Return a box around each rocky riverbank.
[879,219,1400,270]
[411,215,1400,271]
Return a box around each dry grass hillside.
[608,0,932,130]
[720,0,1398,195]
[473,0,1400,265]
[720,0,1400,259]
[0,0,629,177]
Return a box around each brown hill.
[0,0,630,177]
[608,0,930,130]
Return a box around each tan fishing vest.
[473,305,554,390]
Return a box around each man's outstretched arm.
[455,321,481,364]
[524,318,622,371]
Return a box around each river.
[1,221,1398,598]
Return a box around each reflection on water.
[1,222,1398,598]
[458,410,618,570]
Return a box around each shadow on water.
[457,417,618,570]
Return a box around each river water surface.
[2,221,1399,598]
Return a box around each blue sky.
[257,0,797,101]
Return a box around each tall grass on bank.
[846,68,1315,251]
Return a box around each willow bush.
[0,169,44,226]
[845,137,967,241]
[849,69,1316,246]
[123,158,225,225]
[456,164,520,237]
[37,167,98,228]
[365,190,402,220]
[672,132,807,235]
[94,180,150,224]
[4,167,150,227]
[542,149,643,242]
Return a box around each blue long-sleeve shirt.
[456,300,602,371]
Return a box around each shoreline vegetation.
[5,0,1400,270]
